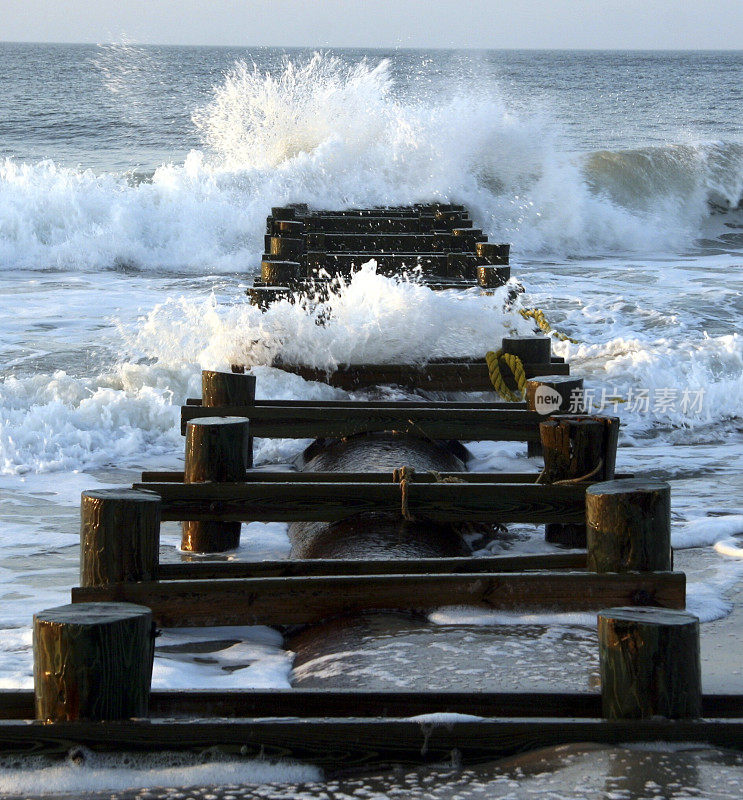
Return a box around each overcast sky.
[1,0,742,50]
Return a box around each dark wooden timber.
[502,335,552,365]
[598,607,702,719]
[477,265,510,287]
[4,688,743,722]
[182,417,251,553]
[80,489,161,587]
[539,414,616,547]
[72,571,685,627]
[139,469,618,484]
[229,360,569,392]
[139,480,588,524]
[261,259,301,285]
[201,370,255,468]
[33,603,154,722]
[476,241,510,264]
[185,398,528,409]
[157,552,588,580]
[180,405,544,439]
[587,479,672,573]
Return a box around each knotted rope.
[485,348,527,401]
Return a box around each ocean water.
[1,43,743,796]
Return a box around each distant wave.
[1,54,742,271]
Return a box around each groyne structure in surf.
[2,204,741,771]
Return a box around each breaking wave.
[1,54,742,271]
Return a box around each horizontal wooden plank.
[268,360,569,391]
[140,470,546,484]
[185,398,528,409]
[3,689,741,722]
[157,552,588,580]
[137,481,588,524]
[71,571,685,627]
[139,470,633,485]
[0,717,738,767]
[179,405,544,439]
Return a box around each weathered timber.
[598,607,702,719]
[502,335,552,365]
[80,489,161,587]
[3,688,742,722]
[476,241,510,265]
[201,369,256,409]
[33,603,154,722]
[525,375,584,457]
[260,259,301,284]
[139,469,633,484]
[247,285,292,308]
[185,398,527,409]
[268,235,303,258]
[586,479,672,573]
[540,414,617,547]
[142,480,588,524]
[477,265,510,287]
[71,571,685,627]
[156,552,588,580]
[242,360,569,391]
[270,219,304,236]
[180,405,544,440]
[0,717,740,766]
[182,417,251,553]
[201,369,255,468]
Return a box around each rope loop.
[392,465,416,522]
[485,348,526,401]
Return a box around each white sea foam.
[1,55,742,273]
[0,749,321,795]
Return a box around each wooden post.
[269,236,303,259]
[261,259,301,285]
[182,417,251,553]
[476,265,510,288]
[598,607,702,719]
[80,489,161,588]
[539,414,618,547]
[271,206,296,220]
[33,602,154,722]
[202,369,256,469]
[586,479,672,572]
[202,369,256,410]
[502,335,551,365]
[271,219,304,237]
[247,285,292,308]
[526,376,584,457]
[476,242,510,265]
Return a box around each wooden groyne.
[3,203,740,773]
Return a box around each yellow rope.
[485,348,526,401]
[392,466,416,522]
[520,308,579,344]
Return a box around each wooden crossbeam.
[0,716,736,765]
[2,688,741,722]
[136,481,587,524]
[72,571,685,627]
[140,470,547,484]
[156,553,588,581]
[267,360,569,391]
[179,404,543,438]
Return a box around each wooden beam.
[3,689,742,722]
[266,360,569,391]
[140,470,546,484]
[0,717,739,767]
[156,552,588,580]
[71,571,686,627]
[137,481,588,524]
[185,399,528,409]
[179,405,544,439]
